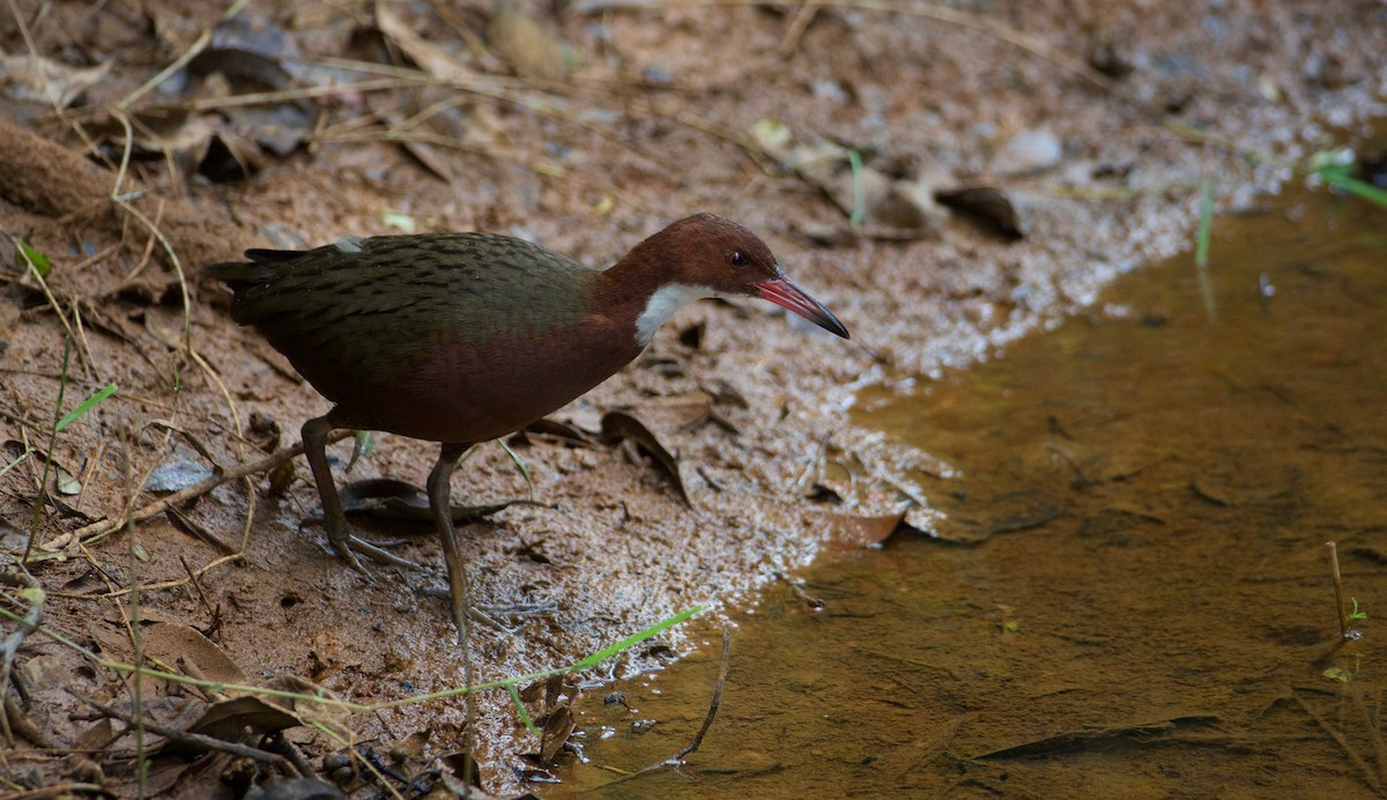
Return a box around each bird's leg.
[428,442,472,639]
[302,417,418,570]
[428,443,479,777]
[302,416,360,570]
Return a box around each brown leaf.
[599,411,692,507]
[647,391,715,429]
[267,675,352,734]
[934,185,1023,241]
[749,121,935,235]
[488,0,571,82]
[0,51,110,109]
[376,4,478,82]
[825,510,907,548]
[142,622,247,687]
[522,417,597,447]
[183,696,301,742]
[338,477,539,521]
[438,751,484,793]
[365,93,455,182]
[539,703,575,765]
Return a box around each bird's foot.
[422,588,552,633]
[318,522,423,572]
[342,534,422,570]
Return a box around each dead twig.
[71,692,300,774]
[668,626,733,761]
[0,570,44,745]
[1327,541,1349,640]
[59,434,342,545]
[599,627,734,788]
[1294,689,1382,793]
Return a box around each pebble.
[992,128,1063,176]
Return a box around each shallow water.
[552,184,1387,796]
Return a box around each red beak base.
[756,275,851,340]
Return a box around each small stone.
[993,128,1063,176]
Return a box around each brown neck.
[591,237,676,336]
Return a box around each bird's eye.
[729,250,746,268]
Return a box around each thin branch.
[71,693,299,774]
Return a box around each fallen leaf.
[182,696,301,743]
[991,128,1063,176]
[142,622,247,687]
[338,477,538,522]
[55,464,81,495]
[539,703,575,764]
[143,458,215,492]
[376,4,478,82]
[488,0,572,82]
[0,51,111,109]
[972,715,1219,759]
[825,510,907,548]
[522,417,597,447]
[749,119,936,236]
[599,411,692,507]
[934,186,1023,241]
[267,674,352,734]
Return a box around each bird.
[206,213,850,634]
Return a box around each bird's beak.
[756,273,851,340]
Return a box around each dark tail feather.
[204,249,304,290]
[203,260,277,291]
[243,248,306,263]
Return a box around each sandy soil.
[0,0,1383,795]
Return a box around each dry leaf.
[142,622,247,687]
[376,4,478,82]
[600,411,691,506]
[182,696,301,742]
[338,477,536,522]
[488,0,571,82]
[0,51,111,109]
[934,186,1023,241]
[749,119,935,235]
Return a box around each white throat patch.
[635,283,718,345]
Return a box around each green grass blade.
[1194,178,1216,321]
[497,438,533,492]
[507,681,541,735]
[1325,173,1387,209]
[55,383,117,432]
[1,447,34,478]
[847,149,866,228]
[572,606,702,671]
[15,236,52,278]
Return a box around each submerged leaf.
[539,703,576,765]
[825,510,907,548]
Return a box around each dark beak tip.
[757,276,851,341]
